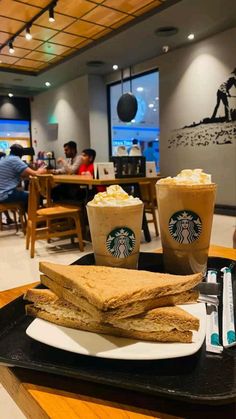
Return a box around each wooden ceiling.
[0,0,165,74]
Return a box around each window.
[109,70,160,171]
[0,119,31,154]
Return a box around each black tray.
[0,253,235,405]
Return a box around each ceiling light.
[155,26,178,37]
[45,82,51,87]
[113,64,118,70]
[162,45,169,53]
[137,87,144,92]
[188,33,195,40]
[25,26,32,40]
[9,41,14,54]
[49,6,55,22]
[148,103,154,108]
[8,93,13,97]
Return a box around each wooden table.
[0,245,235,419]
[52,175,160,187]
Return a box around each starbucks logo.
[169,210,202,244]
[106,227,136,258]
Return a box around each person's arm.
[21,166,47,177]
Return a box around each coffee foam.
[88,185,142,206]
[157,169,212,185]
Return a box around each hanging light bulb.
[49,6,55,22]
[9,41,14,54]
[25,26,32,40]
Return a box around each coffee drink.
[87,185,143,269]
[156,169,216,274]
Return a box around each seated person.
[0,144,46,212]
[51,141,82,202]
[77,148,96,177]
[77,149,97,200]
[53,140,82,174]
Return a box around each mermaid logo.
[106,227,136,258]
[169,210,202,244]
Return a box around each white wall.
[158,28,236,206]
[31,75,90,158]
[88,75,109,161]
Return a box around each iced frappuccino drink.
[87,185,143,269]
[156,169,216,274]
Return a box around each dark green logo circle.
[169,210,202,243]
[106,227,136,258]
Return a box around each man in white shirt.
[51,141,82,202]
[53,141,82,174]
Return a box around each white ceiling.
[0,0,235,96]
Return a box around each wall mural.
[168,68,236,148]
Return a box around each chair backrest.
[28,175,55,222]
[139,181,153,205]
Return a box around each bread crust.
[41,274,199,321]
[39,262,202,311]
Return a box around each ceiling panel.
[0,54,19,64]
[103,0,159,14]
[82,6,126,27]
[0,0,40,20]
[65,20,107,38]
[25,50,57,61]
[16,0,51,6]
[55,0,97,18]
[14,58,44,69]
[36,42,71,55]
[0,0,166,74]
[49,32,86,47]
[0,16,24,33]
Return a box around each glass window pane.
[109,70,160,171]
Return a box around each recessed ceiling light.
[155,26,178,37]
[137,87,144,92]
[8,93,13,97]
[188,33,195,40]
[86,60,105,67]
[113,64,118,70]
[148,103,154,108]
[45,82,51,87]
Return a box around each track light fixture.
[9,41,14,54]
[25,26,32,40]
[1,1,57,58]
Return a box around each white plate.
[26,303,206,360]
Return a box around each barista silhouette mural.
[168,68,236,149]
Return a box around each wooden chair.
[26,175,84,258]
[0,202,26,234]
[139,181,159,236]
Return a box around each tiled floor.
[0,213,235,418]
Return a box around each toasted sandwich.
[39,262,202,320]
[24,288,199,343]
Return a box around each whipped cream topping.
[157,169,212,185]
[88,185,142,206]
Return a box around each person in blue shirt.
[143,141,156,161]
[0,144,46,211]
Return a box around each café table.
[0,245,235,419]
[52,175,161,242]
